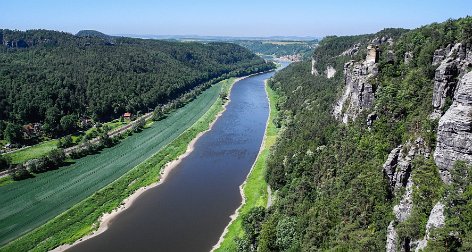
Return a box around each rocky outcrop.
[434,71,472,183]
[404,51,413,64]
[366,45,380,64]
[386,221,398,252]
[311,58,319,76]
[3,39,29,48]
[431,43,472,118]
[383,138,429,196]
[384,138,430,251]
[332,37,395,124]
[333,57,377,123]
[414,202,445,251]
[341,43,360,57]
[326,65,336,79]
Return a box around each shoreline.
[211,79,273,251]
[51,73,260,252]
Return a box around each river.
[68,63,288,252]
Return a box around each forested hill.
[0,29,274,136]
[236,17,472,251]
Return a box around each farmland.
[0,82,222,247]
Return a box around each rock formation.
[325,65,336,79]
[434,71,472,183]
[333,56,377,123]
[332,37,395,123]
[384,138,430,251]
[341,43,360,57]
[431,43,472,118]
[414,202,445,251]
[404,51,413,64]
[311,58,319,76]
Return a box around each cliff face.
[431,43,472,118]
[333,58,377,123]
[383,138,431,252]
[330,37,394,124]
[434,71,472,183]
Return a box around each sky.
[1,0,470,37]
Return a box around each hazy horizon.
[1,0,471,37]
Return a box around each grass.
[4,139,59,164]
[215,82,280,251]
[0,176,13,187]
[0,81,226,250]
[220,77,236,94]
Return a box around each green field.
[0,82,222,247]
[4,140,59,164]
[216,82,280,251]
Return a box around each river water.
[68,70,277,252]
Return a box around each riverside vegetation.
[233,17,472,251]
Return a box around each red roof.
[123,112,131,117]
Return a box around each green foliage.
[237,207,266,251]
[233,40,318,58]
[3,139,59,165]
[3,123,23,144]
[57,135,73,148]
[397,158,444,244]
[59,114,78,134]
[0,155,11,172]
[257,16,472,251]
[0,29,274,137]
[428,162,472,251]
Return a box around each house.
[23,123,41,137]
[123,112,132,120]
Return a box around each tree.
[58,135,74,148]
[152,105,164,121]
[47,149,65,168]
[60,114,78,133]
[241,207,266,249]
[4,122,23,144]
[11,164,31,180]
[43,107,62,134]
[0,155,11,171]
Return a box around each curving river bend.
[68,70,279,252]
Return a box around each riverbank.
[0,77,243,252]
[213,80,280,251]
[52,76,244,252]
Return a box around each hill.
[235,17,472,251]
[0,29,274,140]
[76,29,114,42]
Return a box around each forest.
[232,40,318,59]
[235,17,472,251]
[0,29,274,140]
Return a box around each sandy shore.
[211,79,273,251]
[51,74,256,252]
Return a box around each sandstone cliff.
[434,71,472,183]
[333,47,378,123]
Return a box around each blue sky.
[1,0,470,37]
